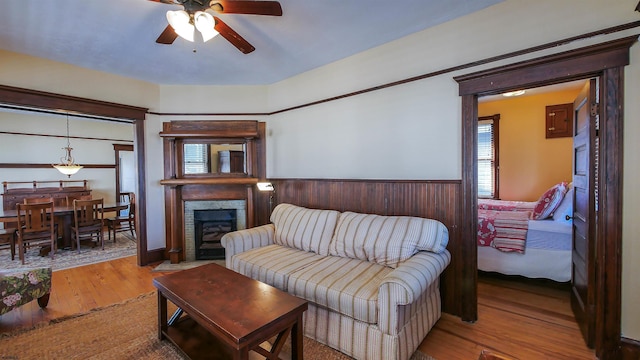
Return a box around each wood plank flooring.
[419,273,595,359]
[0,257,595,359]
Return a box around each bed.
[477,182,573,282]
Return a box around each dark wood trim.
[636,1,640,12]
[147,111,270,116]
[147,23,640,118]
[595,66,624,359]
[113,144,134,202]
[270,178,462,315]
[0,85,147,120]
[460,95,478,321]
[134,119,148,266]
[0,163,115,169]
[456,36,635,358]
[478,114,500,200]
[159,178,259,186]
[621,337,640,359]
[455,36,637,96]
[0,131,133,143]
[159,120,259,139]
[145,248,165,265]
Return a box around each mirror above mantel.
[160,120,263,184]
[183,141,246,175]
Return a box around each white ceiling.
[0,0,503,86]
[478,80,588,103]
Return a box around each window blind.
[184,144,208,174]
[478,119,495,198]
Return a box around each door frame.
[113,144,134,200]
[454,36,636,359]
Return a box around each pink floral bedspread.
[478,199,534,254]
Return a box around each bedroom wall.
[479,88,580,201]
[0,0,639,343]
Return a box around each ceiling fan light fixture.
[194,11,219,42]
[166,10,195,42]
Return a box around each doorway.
[114,144,135,199]
[476,79,591,345]
[455,36,634,358]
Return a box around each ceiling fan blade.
[214,17,255,54]
[148,0,181,4]
[212,1,282,16]
[156,25,179,44]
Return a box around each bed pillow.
[552,187,574,223]
[532,182,568,220]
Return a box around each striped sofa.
[221,203,451,360]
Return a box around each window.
[478,114,500,199]
[183,143,209,174]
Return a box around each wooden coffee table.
[153,263,308,360]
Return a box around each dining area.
[0,180,136,267]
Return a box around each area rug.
[0,232,136,272]
[0,292,436,360]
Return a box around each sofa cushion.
[288,256,393,324]
[270,203,340,256]
[329,212,449,268]
[230,244,325,291]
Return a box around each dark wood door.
[571,78,597,348]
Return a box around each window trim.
[478,114,500,199]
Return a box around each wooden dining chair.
[0,227,17,261]
[65,194,92,206]
[106,192,135,242]
[71,198,104,252]
[16,202,56,264]
[23,197,59,243]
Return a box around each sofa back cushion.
[329,212,449,268]
[270,203,340,256]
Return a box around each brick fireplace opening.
[194,209,237,260]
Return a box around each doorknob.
[565,215,573,221]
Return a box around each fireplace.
[194,209,237,260]
[184,200,247,261]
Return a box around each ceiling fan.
[149,0,283,54]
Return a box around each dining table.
[0,202,129,250]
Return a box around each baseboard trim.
[144,248,165,265]
[621,336,640,359]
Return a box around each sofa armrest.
[221,224,275,268]
[377,250,451,335]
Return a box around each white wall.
[0,0,638,342]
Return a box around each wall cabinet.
[545,103,573,138]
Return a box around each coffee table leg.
[291,314,304,360]
[158,290,168,340]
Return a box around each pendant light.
[52,114,83,177]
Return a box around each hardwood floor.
[0,257,595,359]
[419,273,596,359]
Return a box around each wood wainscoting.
[271,178,462,316]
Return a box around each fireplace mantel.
[160,178,259,186]
[161,120,267,264]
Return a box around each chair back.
[73,198,104,227]
[66,194,92,207]
[128,193,135,219]
[17,202,55,235]
[118,192,135,218]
